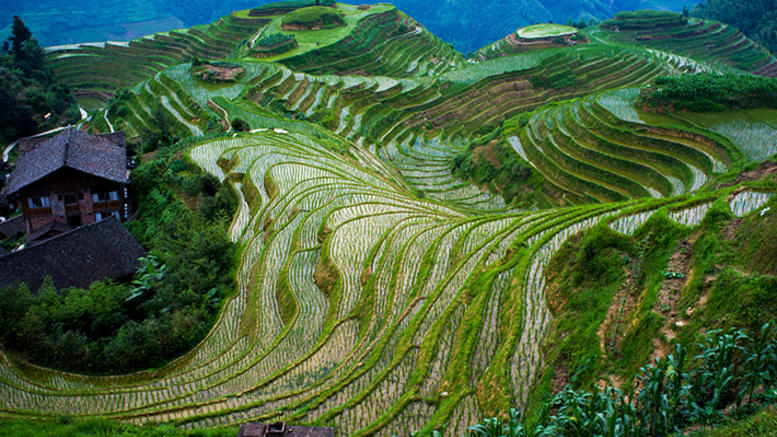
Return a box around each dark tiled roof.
[0,216,145,292]
[2,128,128,195]
[27,221,74,245]
[0,215,25,240]
[238,423,334,437]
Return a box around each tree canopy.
[0,16,77,144]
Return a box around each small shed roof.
[238,423,334,437]
[0,215,25,240]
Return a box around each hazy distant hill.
[1,0,695,52]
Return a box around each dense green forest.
[0,16,77,144]
[692,0,777,55]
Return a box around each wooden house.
[1,128,131,244]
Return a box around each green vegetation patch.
[250,0,335,16]
[281,6,345,30]
[252,33,299,57]
[0,16,78,144]
[517,23,577,39]
[0,417,233,437]
[639,74,777,113]
[602,9,687,30]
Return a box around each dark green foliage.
[451,130,546,209]
[231,117,250,132]
[252,0,335,14]
[0,16,77,144]
[139,103,181,153]
[603,9,687,29]
[0,416,234,436]
[701,405,777,436]
[0,150,238,374]
[468,325,777,436]
[639,74,777,112]
[692,0,777,55]
[252,33,298,57]
[574,224,634,284]
[255,33,296,48]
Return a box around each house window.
[93,191,119,202]
[67,215,82,227]
[65,193,78,205]
[28,196,50,209]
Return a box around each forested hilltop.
[0,1,776,436]
[0,17,77,144]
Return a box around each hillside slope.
[2,0,694,53]
[1,3,776,437]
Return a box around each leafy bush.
[467,325,777,437]
[231,117,250,132]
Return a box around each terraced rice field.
[595,12,777,77]
[673,109,777,163]
[503,91,741,204]
[47,13,272,103]
[47,5,462,106]
[5,5,777,435]
[1,121,765,435]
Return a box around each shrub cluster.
[0,16,78,144]
[255,33,297,48]
[639,73,777,112]
[467,324,777,436]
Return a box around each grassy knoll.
[245,3,393,62]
